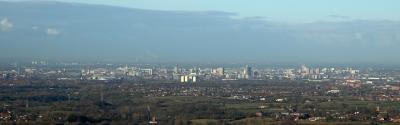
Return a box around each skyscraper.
[173,65,180,74]
[216,67,224,76]
[244,65,252,80]
[301,65,309,75]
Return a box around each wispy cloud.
[243,16,267,20]
[32,26,39,30]
[46,28,60,36]
[328,15,350,19]
[0,18,13,31]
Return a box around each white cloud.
[328,15,350,19]
[0,18,13,31]
[32,26,39,30]
[46,28,60,36]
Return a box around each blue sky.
[20,0,399,22]
[1,0,400,63]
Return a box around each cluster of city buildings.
[1,61,400,85]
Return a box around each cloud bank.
[46,28,60,36]
[0,18,13,31]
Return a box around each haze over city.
[2,1,400,125]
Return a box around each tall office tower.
[309,68,314,74]
[173,65,179,74]
[314,68,320,74]
[216,67,224,76]
[244,65,252,79]
[301,65,309,75]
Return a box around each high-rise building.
[314,68,320,74]
[180,76,186,83]
[244,65,252,79]
[173,65,180,74]
[141,69,153,76]
[216,67,224,76]
[180,75,196,83]
[301,65,309,75]
[180,73,197,83]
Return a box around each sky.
[0,0,400,63]
[5,0,400,22]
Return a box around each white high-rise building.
[243,65,252,79]
[216,67,224,76]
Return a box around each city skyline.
[2,1,400,124]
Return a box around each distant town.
[3,61,400,83]
[1,61,400,125]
